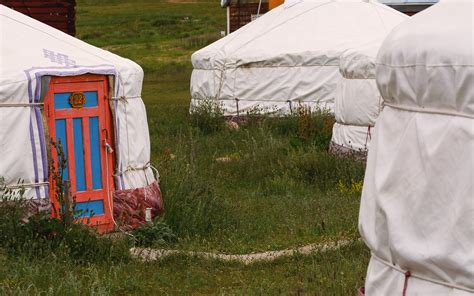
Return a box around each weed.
[291,150,365,192]
[132,217,177,247]
[190,99,225,133]
[0,142,131,264]
[337,179,364,196]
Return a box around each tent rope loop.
[402,271,411,296]
[111,95,141,103]
[114,163,154,179]
[235,98,240,117]
[3,182,49,189]
[0,103,44,107]
[372,253,474,293]
[216,65,227,101]
[384,103,474,119]
[364,125,373,150]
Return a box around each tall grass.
[150,104,366,251]
[0,187,131,264]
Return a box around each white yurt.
[190,0,407,116]
[330,44,382,155]
[0,5,162,231]
[359,0,473,294]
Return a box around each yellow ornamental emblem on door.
[69,92,86,109]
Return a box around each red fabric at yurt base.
[113,181,163,230]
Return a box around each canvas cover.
[0,5,157,202]
[359,0,474,294]
[331,44,382,153]
[190,0,407,116]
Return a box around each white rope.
[335,121,374,128]
[192,97,328,103]
[117,77,132,172]
[193,63,339,71]
[0,103,44,107]
[114,164,151,177]
[104,139,118,227]
[149,164,160,183]
[215,65,227,101]
[372,254,474,293]
[110,95,141,102]
[3,182,49,189]
[384,102,474,119]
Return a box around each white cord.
[384,102,474,119]
[4,182,49,189]
[104,140,118,227]
[0,103,44,107]
[372,254,474,293]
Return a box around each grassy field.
[0,0,370,294]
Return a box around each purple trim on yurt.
[34,107,48,197]
[29,117,41,198]
[24,70,41,199]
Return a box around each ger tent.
[359,0,473,294]
[190,0,407,116]
[330,44,381,155]
[0,5,162,232]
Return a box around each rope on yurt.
[372,253,474,293]
[384,103,474,119]
[113,95,130,169]
[235,98,240,117]
[104,136,118,227]
[216,65,227,101]
[4,182,49,189]
[149,164,160,183]
[287,100,293,113]
[114,164,152,177]
[402,271,411,296]
[364,125,373,150]
[0,103,44,107]
[192,96,328,104]
[116,76,131,176]
[110,95,141,101]
[114,163,157,202]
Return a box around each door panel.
[45,75,114,233]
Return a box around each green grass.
[0,0,370,294]
[0,241,369,295]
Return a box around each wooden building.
[223,0,268,34]
[0,0,76,35]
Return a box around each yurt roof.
[0,4,142,99]
[193,0,408,70]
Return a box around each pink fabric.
[113,181,163,230]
